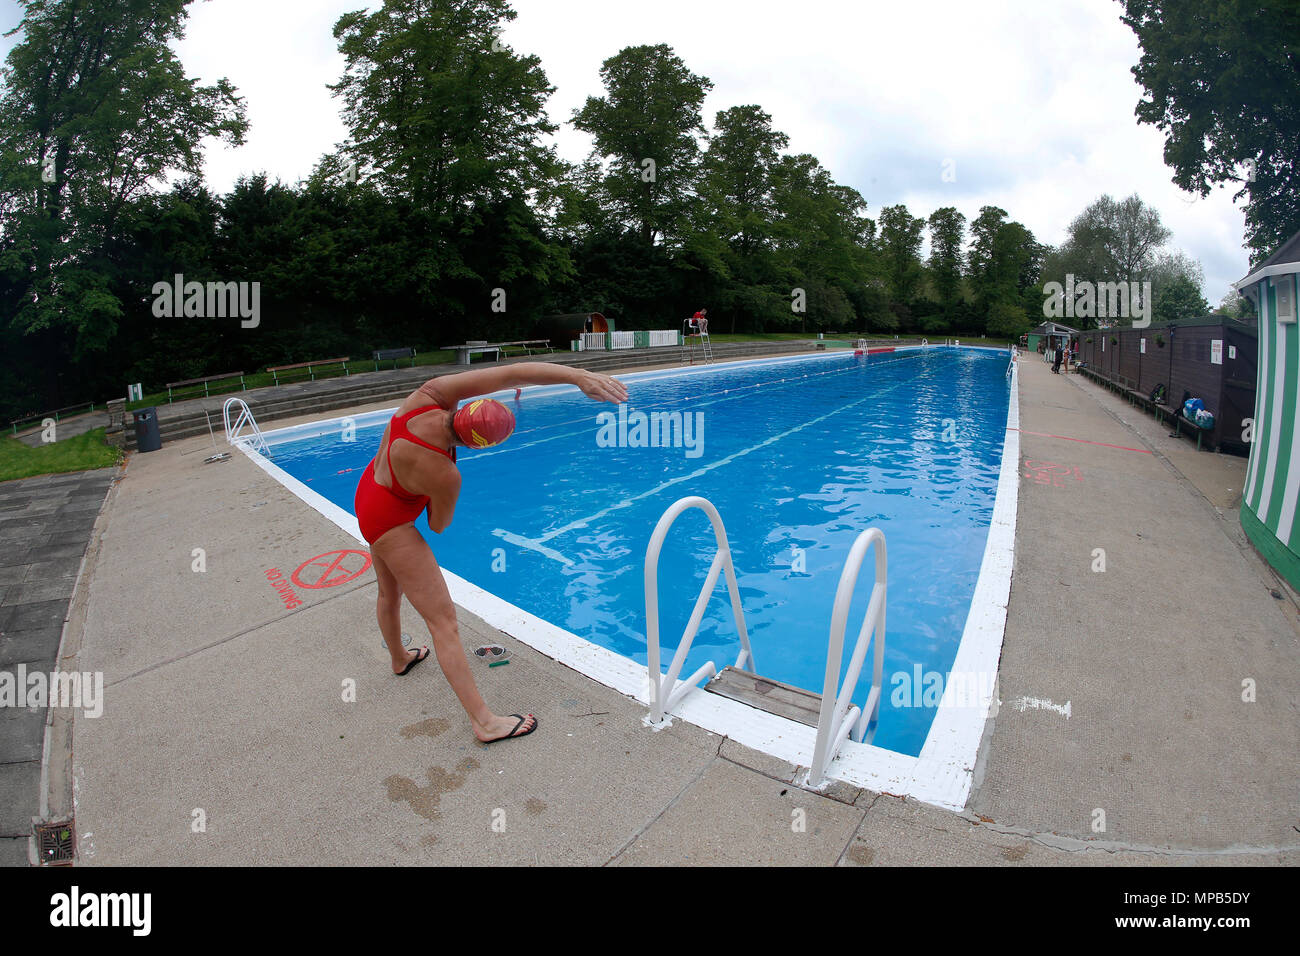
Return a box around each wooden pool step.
[704,666,823,727]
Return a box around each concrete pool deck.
[53,351,1300,865]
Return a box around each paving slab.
[0,468,114,866]
[0,838,29,866]
[609,757,866,865]
[843,793,1300,866]
[0,706,47,763]
[0,762,40,837]
[968,359,1299,851]
[0,626,63,670]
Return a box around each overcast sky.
[1,0,1254,300]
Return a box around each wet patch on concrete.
[384,756,480,820]
[1001,842,1029,861]
[525,797,546,816]
[844,843,875,866]
[399,717,451,741]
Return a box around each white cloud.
[0,0,1253,298]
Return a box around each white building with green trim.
[1235,229,1300,591]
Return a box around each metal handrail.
[807,527,887,787]
[644,496,754,723]
[222,397,270,456]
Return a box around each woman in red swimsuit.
[355,362,627,745]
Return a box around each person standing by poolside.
[1052,341,1064,374]
[353,362,628,744]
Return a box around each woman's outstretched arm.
[417,362,627,407]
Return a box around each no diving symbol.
[291,549,372,589]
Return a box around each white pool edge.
[235,345,1018,809]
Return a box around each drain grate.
[35,820,75,865]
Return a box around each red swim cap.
[453,398,515,449]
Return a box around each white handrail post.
[223,397,269,455]
[807,528,887,787]
[644,496,754,724]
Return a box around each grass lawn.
[0,427,121,483]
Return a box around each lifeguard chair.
[681,312,713,365]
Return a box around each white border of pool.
[237,346,1019,811]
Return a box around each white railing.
[806,528,887,788]
[649,330,679,347]
[223,397,270,456]
[580,332,607,351]
[644,496,755,724]
[610,331,636,350]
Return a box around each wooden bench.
[372,347,416,371]
[165,371,246,403]
[441,342,501,366]
[266,357,350,385]
[1168,408,1214,451]
[496,339,554,358]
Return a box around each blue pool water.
[268,348,1011,756]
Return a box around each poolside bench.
[496,339,554,358]
[266,357,350,385]
[441,342,501,366]
[165,371,246,403]
[372,347,416,371]
[1168,409,1214,451]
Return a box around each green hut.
[1234,229,1300,590]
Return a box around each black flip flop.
[483,713,537,745]
[396,645,430,676]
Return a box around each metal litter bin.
[132,406,161,453]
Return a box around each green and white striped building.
[1235,229,1300,591]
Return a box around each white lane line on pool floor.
[492,377,911,562]
[493,529,575,567]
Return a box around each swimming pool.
[254,347,1016,783]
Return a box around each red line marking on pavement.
[1009,428,1151,454]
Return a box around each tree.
[697,106,787,254]
[684,105,789,331]
[967,206,1009,292]
[1039,194,1170,323]
[1120,0,1300,260]
[877,204,925,306]
[1146,248,1206,318]
[1151,273,1209,325]
[1066,194,1170,283]
[927,207,966,315]
[1214,291,1254,322]
[571,44,712,247]
[0,0,247,413]
[769,155,872,332]
[328,0,568,329]
[330,0,558,218]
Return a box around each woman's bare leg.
[371,550,426,673]
[372,525,536,742]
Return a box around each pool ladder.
[643,496,886,788]
[223,397,270,456]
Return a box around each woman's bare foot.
[473,712,537,743]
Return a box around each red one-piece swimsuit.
[354,405,456,544]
